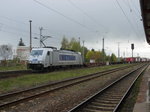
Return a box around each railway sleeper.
[102,93,123,97]
[83,105,114,111]
[94,99,118,104]
[78,108,96,112]
[91,102,116,107]
[96,98,120,102]
[89,103,115,108]
[97,95,122,99]
[81,108,111,112]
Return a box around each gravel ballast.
[1,65,142,112]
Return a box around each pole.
[82,40,85,63]
[39,27,43,47]
[132,49,133,58]
[79,37,80,45]
[131,43,134,62]
[78,37,80,52]
[102,38,105,63]
[117,42,120,62]
[29,20,32,52]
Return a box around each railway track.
[0,66,105,79]
[0,64,138,109]
[0,70,32,79]
[0,64,136,79]
[68,64,148,112]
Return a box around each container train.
[27,47,83,70]
[124,57,150,63]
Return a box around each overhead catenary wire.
[0,15,39,30]
[122,0,132,12]
[67,0,107,31]
[33,0,97,33]
[126,0,145,40]
[130,0,141,15]
[0,22,39,36]
[120,0,144,39]
[127,0,132,12]
[114,0,142,41]
[0,16,42,38]
[122,0,141,19]
[0,29,29,37]
[122,0,143,35]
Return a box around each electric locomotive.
[27,47,83,70]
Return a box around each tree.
[86,50,101,63]
[60,37,89,62]
[101,50,107,62]
[18,38,25,46]
[110,53,117,62]
[0,44,13,60]
[106,55,111,62]
[86,50,95,61]
[91,48,95,52]
[61,36,69,49]
[94,51,101,62]
[69,38,81,52]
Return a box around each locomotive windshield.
[31,50,43,56]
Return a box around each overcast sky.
[0,0,149,58]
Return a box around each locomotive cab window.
[31,50,43,56]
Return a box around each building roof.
[140,0,150,44]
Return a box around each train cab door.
[45,51,51,67]
[49,51,53,65]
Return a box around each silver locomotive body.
[27,48,83,70]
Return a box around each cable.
[119,0,143,40]
[121,0,141,19]
[127,0,132,12]
[122,0,132,12]
[0,22,39,36]
[127,0,141,19]
[130,0,141,15]
[123,2,142,35]
[115,0,141,40]
[0,15,39,30]
[33,0,96,33]
[0,29,28,37]
[67,0,107,31]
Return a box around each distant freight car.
[124,57,149,63]
[125,57,135,63]
[27,47,83,70]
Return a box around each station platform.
[133,65,150,112]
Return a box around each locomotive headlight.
[28,61,32,63]
[38,61,43,63]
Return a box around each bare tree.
[0,44,13,60]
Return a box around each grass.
[0,65,27,71]
[0,64,131,93]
